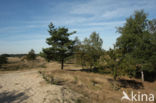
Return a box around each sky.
[0,0,156,54]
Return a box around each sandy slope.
[0,70,80,103]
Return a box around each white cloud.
[87,21,125,26]
[23,0,155,28]
[69,0,156,20]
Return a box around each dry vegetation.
[0,56,156,103]
[1,56,46,71]
[40,63,156,103]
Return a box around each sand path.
[0,70,79,103]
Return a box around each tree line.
[41,10,156,82]
[0,10,155,82]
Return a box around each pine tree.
[42,22,76,70]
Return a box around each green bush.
[0,54,8,68]
[26,49,36,60]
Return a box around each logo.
[121,91,155,102]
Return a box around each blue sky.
[0,0,156,54]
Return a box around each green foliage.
[105,49,123,80]
[40,10,155,81]
[0,54,8,68]
[41,22,76,69]
[74,32,103,69]
[119,54,136,77]
[116,10,148,54]
[26,49,36,60]
[116,10,156,80]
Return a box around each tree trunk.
[113,68,117,80]
[80,55,84,69]
[141,70,144,82]
[61,60,64,70]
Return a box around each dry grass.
[40,70,121,103]
[40,62,156,103]
[1,57,156,103]
[1,56,47,71]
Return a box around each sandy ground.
[0,69,80,103]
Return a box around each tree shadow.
[80,68,111,74]
[65,68,111,75]
[0,91,29,103]
[107,78,144,89]
[65,68,95,72]
[118,79,144,89]
[135,71,156,82]
[65,69,81,71]
[80,68,92,72]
